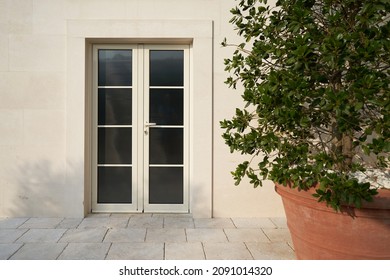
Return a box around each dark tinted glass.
[98,88,132,125]
[149,128,183,164]
[98,128,132,164]
[150,89,183,125]
[149,167,183,204]
[98,50,132,86]
[150,50,183,86]
[98,167,132,203]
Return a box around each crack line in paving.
[230,218,237,228]
[105,242,113,260]
[144,228,148,242]
[17,218,29,229]
[222,229,230,242]
[57,228,69,243]
[268,218,278,228]
[7,243,24,260]
[125,217,130,228]
[56,243,69,260]
[201,242,207,260]
[101,228,109,242]
[243,242,255,260]
[261,228,272,242]
[13,228,29,243]
[287,241,295,252]
[54,218,65,229]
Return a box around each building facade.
[0,0,284,218]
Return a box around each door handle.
[145,122,157,127]
[144,122,157,134]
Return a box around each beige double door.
[92,44,189,213]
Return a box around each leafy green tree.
[221,0,390,210]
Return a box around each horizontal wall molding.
[67,20,213,38]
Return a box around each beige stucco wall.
[0,0,285,218]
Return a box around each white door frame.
[143,45,190,213]
[91,44,189,213]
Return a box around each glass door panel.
[149,50,184,86]
[98,50,132,86]
[94,48,135,210]
[98,167,132,203]
[149,89,183,125]
[149,128,183,164]
[98,88,132,125]
[145,48,187,211]
[98,127,132,164]
[149,167,183,204]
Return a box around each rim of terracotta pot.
[275,182,390,214]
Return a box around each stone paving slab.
[186,228,228,242]
[103,228,146,243]
[203,242,253,260]
[224,228,270,242]
[0,229,28,243]
[194,218,235,228]
[109,213,135,218]
[0,244,23,259]
[262,228,293,243]
[106,242,164,260]
[164,217,195,228]
[15,229,66,243]
[58,243,111,260]
[19,218,64,229]
[56,218,83,229]
[146,228,186,242]
[128,216,164,228]
[86,214,111,218]
[246,242,295,260]
[165,242,205,260]
[269,217,288,229]
[58,228,108,243]
[78,217,129,228]
[154,213,193,218]
[231,218,277,229]
[10,243,67,260]
[0,215,294,260]
[0,218,28,229]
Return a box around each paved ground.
[0,214,295,260]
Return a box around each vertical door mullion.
[137,44,145,212]
[91,45,98,211]
[143,46,151,210]
[183,46,190,212]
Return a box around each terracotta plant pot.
[275,182,390,259]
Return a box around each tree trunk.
[331,122,354,171]
[342,133,353,169]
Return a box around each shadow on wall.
[8,160,83,218]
